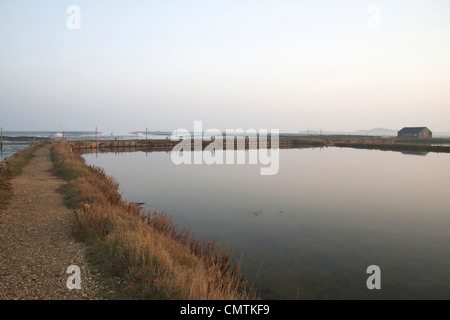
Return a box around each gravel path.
[0,144,103,299]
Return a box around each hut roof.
[398,127,429,134]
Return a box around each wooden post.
[146,127,148,140]
[95,127,98,157]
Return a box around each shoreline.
[2,136,449,299]
[69,136,450,154]
[50,141,255,299]
[1,142,254,299]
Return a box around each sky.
[1,0,449,134]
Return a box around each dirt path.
[0,144,102,299]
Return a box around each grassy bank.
[0,142,44,209]
[50,141,254,300]
[70,136,450,154]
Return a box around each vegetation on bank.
[50,141,254,300]
[289,136,450,152]
[70,136,450,154]
[0,142,44,209]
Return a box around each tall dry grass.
[51,141,254,299]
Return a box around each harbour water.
[83,147,450,299]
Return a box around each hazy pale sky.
[1,0,449,134]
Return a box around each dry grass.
[0,142,43,209]
[51,141,254,300]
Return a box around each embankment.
[0,143,102,299]
[51,141,254,299]
[0,142,42,209]
[69,136,450,154]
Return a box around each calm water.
[83,148,450,299]
[1,141,30,161]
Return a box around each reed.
[51,141,254,299]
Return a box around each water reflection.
[401,151,429,156]
[83,148,450,299]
